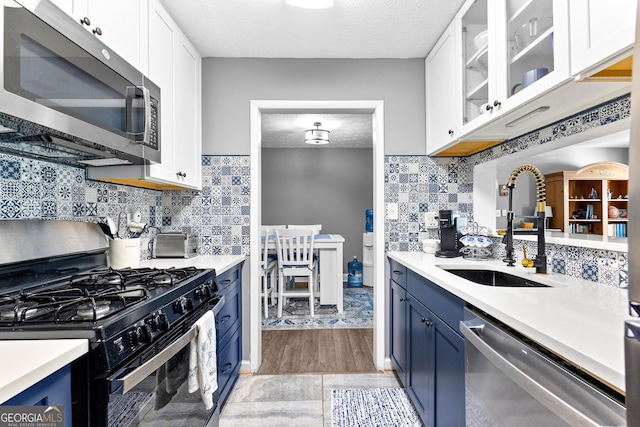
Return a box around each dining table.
[266,233,345,313]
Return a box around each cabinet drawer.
[389,259,407,288]
[217,265,240,292]
[215,284,240,347]
[407,269,464,334]
[217,324,241,406]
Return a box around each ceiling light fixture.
[286,0,334,9]
[305,122,330,145]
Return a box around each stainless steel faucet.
[503,164,548,274]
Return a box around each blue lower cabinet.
[389,259,465,427]
[214,263,243,408]
[390,280,408,385]
[432,311,464,427]
[407,296,435,426]
[3,365,72,427]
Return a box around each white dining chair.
[287,224,322,295]
[260,227,278,318]
[274,228,316,318]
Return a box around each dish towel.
[188,310,218,410]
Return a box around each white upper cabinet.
[52,0,145,69]
[87,0,202,190]
[146,0,202,189]
[426,21,459,154]
[569,0,637,78]
[426,0,572,156]
[459,0,570,134]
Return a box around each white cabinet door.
[426,21,459,155]
[84,1,144,69]
[172,34,202,189]
[51,0,144,69]
[569,0,636,77]
[147,0,202,190]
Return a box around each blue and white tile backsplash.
[0,94,630,287]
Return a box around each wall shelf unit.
[545,162,628,237]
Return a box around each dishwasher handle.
[460,318,601,427]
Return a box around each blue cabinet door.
[3,365,72,427]
[214,263,243,408]
[432,313,465,427]
[407,296,435,426]
[390,280,408,385]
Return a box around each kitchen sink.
[440,268,550,288]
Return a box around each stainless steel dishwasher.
[460,307,626,426]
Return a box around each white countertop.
[0,339,88,404]
[387,251,630,393]
[139,254,245,273]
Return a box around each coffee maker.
[435,209,463,258]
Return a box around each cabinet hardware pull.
[485,104,493,111]
[176,171,187,178]
[399,297,405,302]
[392,270,403,275]
[448,129,454,136]
[93,27,102,36]
[493,100,501,107]
[80,17,91,26]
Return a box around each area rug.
[262,286,373,330]
[331,388,422,427]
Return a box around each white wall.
[202,58,425,155]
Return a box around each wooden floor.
[258,328,376,375]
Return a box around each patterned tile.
[0,95,631,287]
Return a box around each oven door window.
[108,347,217,426]
[3,6,146,139]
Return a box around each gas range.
[0,265,218,369]
[0,220,222,427]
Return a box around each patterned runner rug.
[262,286,373,330]
[331,388,422,427]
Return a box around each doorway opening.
[249,100,385,373]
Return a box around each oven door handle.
[460,319,601,427]
[109,325,196,395]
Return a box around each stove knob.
[175,297,192,314]
[157,312,169,330]
[149,313,169,332]
[113,337,125,355]
[195,285,212,302]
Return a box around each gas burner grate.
[0,287,149,323]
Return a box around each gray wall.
[202,58,425,155]
[261,147,373,270]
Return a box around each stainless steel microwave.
[0,0,160,166]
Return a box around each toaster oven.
[153,233,198,258]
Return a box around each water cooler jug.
[348,256,363,286]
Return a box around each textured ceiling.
[157,0,465,147]
[158,0,465,59]
[261,113,372,148]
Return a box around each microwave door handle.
[140,85,151,145]
[109,325,196,394]
[125,86,151,144]
[459,320,599,427]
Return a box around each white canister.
[421,239,440,254]
[109,238,141,269]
